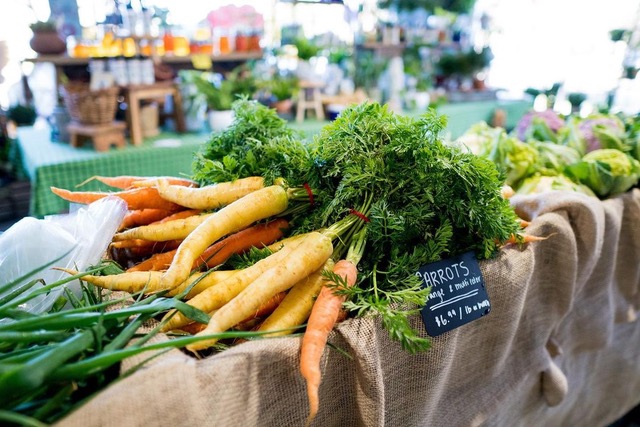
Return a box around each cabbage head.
[564,149,640,197]
[458,122,538,187]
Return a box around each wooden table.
[121,82,186,146]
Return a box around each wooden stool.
[67,121,127,152]
[122,82,186,146]
[296,80,325,122]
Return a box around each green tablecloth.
[16,99,531,218]
[15,126,210,217]
[435,98,531,139]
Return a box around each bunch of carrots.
[52,174,368,425]
[48,102,545,424]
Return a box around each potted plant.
[192,66,256,132]
[294,37,321,81]
[7,104,37,127]
[267,75,299,116]
[177,70,208,132]
[29,20,66,55]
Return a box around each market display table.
[14,125,207,217]
[58,189,640,426]
[15,98,531,218]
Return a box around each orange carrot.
[519,219,531,229]
[110,239,158,249]
[127,218,289,272]
[124,240,183,259]
[77,175,197,189]
[503,233,550,246]
[119,208,175,231]
[301,259,358,425]
[198,218,289,270]
[50,186,182,211]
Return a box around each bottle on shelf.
[127,55,143,85]
[140,55,155,85]
[162,27,174,55]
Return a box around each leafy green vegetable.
[564,149,640,197]
[298,103,521,352]
[457,122,538,187]
[529,141,582,175]
[0,263,275,424]
[516,174,596,197]
[191,99,310,186]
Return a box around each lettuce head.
[564,148,640,197]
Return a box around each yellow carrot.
[161,234,306,332]
[155,176,265,210]
[165,269,238,299]
[258,259,334,337]
[186,231,334,351]
[54,268,165,293]
[159,185,289,291]
[112,213,214,242]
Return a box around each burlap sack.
[58,189,640,427]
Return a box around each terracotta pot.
[271,98,293,115]
[30,31,67,55]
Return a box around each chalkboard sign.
[417,251,490,336]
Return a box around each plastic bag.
[0,197,127,314]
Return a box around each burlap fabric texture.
[58,189,640,427]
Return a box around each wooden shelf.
[22,51,263,66]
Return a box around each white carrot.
[155,176,265,210]
[159,185,289,290]
[186,231,334,351]
[257,259,334,337]
[161,234,307,332]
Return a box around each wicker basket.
[62,83,119,125]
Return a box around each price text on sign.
[417,251,490,336]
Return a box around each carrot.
[130,177,198,188]
[55,268,236,297]
[299,227,367,425]
[501,185,515,199]
[127,218,289,272]
[124,240,183,259]
[50,186,182,211]
[165,270,238,299]
[181,291,288,335]
[76,175,197,189]
[112,213,215,242]
[257,259,334,337]
[502,233,551,246]
[161,233,307,332]
[154,209,202,224]
[55,268,165,293]
[185,231,334,351]
[159,185,290,291]
[155,176,265,210]
[110,239,182,249]
[519,219,531,229]
[244,291,287,322]
[196,218,289,270]
[119,208,175,231]
[301,259,358,425]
